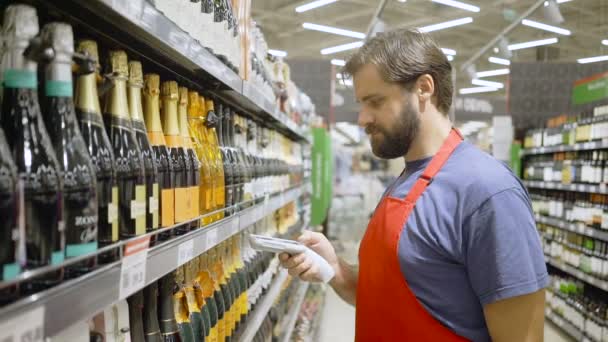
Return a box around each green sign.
[572,72,608,105]
[311,128,333,226]
[509,142,522,178]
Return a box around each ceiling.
[251,0,608,95]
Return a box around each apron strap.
[404,128,463,203]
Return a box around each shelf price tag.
[0,306,44,342]
[119,236,150,300]
[206,228,218,249]
[230,216,240,235]
[177,239,195,267]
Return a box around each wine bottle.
[0,4,64,292]
[128,62,160,237]
[203,99,225,220]
[103,50,147,239]
[183,261,205,341]
[75,40,119,264]
[161,81,188,233]
[143,282,163,342]
[178,87,200,231]
[233,236,249,328]
[202,251,226,342]
[187,92,214,226]
[41,23,98,278]
[143,74,175,236]
[0,127,19,304]
[210,246,234,341]
[215,102,233,212]
[174,267,195,342]
[195,255,219,342]
[223,240,240,337]
[159,271,181,342]
[128,290,146,342]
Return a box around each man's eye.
[370,100,382,108]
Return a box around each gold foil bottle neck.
[107,50,128,78]
[161,80,179,100]
[205,99,215,112]
[178,87,188,106]
[199,97,207,119]
[143,73,160,97]
[128,61,144,87]
[76,39,101,72]
[188,91,200,118]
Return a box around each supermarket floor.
[317,242,574,342]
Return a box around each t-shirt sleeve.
[464,187,549,306]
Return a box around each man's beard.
[367,100,420,159]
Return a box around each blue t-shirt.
[385,141,548,342]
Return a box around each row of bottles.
[547,274,608,342]
[530,190,608,230]
[540,223,608,279]
[0,4,303,305]
[524,150,608,184]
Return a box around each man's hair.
[344,29,453,115]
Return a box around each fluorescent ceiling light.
[302,23,365,39]
[331,59,346,66]
[472,78,504,89]
[447,55,454,61]
[268,49,287,57]
[441,48,457,55]
[545,0,573,5]
[488,57,511,65]
[476,68,510,77]
[431,0,480,12]
[419,17,473,33]
[602,40,608,46]
[508,37,558,50]
[521,19,571,35]
[321,41,364,55]
[459,86,500,94]
[577,55,608,64]
[397,0,407,2]
[295,0,338,13]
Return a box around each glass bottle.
[196,254,219,342]
[183,261,205,341]
[203,99,225,220]
[127,290,146,342]
[0,126,19,304]
[174,267,195,342]
[178,87,200,231]
[143,282,163,342]
[159,271,181,341]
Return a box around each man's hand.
[279,231,339,282]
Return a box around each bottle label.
[45,80,73,98]
[131,185,147,235]
[51,251,65,265]
[110,187,119,242]
[66,241,98,258]
[4,70,36,89]
[2,263,20,281]
[191,186,200,224]
[150,183,159,229]
[161,188,175,227]
[175,187,189,223]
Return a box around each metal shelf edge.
[523,180,608,194]
[238,269,289,342]
[279,281,310,342]
[545,311,584,341]
[546,257,608,292]
[535,214,608,241]
[522,141,608,156]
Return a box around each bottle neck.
[75,72,102,115]
[143,92,163,134]
[162,96,180,137]
[105,77,130,119]
[178,100,190,139]
[2,48,37,90]
[128,83,145,123]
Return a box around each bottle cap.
[40,22,73,63]
[2,4,39,49]
[161,80,178,100]
[128,61,144,87]
[107,50,128,78]
[143,73,160,97]
[178,86,188,106]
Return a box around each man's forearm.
[329,258,358,306]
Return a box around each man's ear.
[415,74,435,103]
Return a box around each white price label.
[119,237,150,300]
[149,196,159,213]
[108,202,118,223]
[130,200,146,219]
[206,228,218,248]
[177,240,195,267]
[600,183,607,193]
[0,306,44,342]
[230,217,239,235]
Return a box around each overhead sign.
[572,72,608,105]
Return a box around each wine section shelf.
[535,214,608,242]
[0,184,307,339]
[522,140,608,156]
[523,180,608,194]
[41,0,308,143]
[545,257,608,292]
[545,310,584,341]
[279,281,310,342]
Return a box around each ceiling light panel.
[472,79,504,88]
[488,57,511,65]
[302,23,366,39]
[441,48,457,56]
[578,55,608,64]
[508,37,558,50]
[331,59,346,66]
[521,19,571,35]
[602,40,608,46]
[476,68,510,77]
[321,41,364,55]
[447,55,454,61]
[431,0,480,12]
[295,0,339,13]
[268,49,287,57]
[419,17,473,33]
[459,86,500,94]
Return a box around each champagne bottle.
[143,74,175,236]
[128,290,146,342]
[216,102,234,211]
[143,282,163,342]
[233,236,249,328]
[200,97,224,221]
[174,267,195,342]
[75,40,119,264]
[178,87,200,231]
[211,246,234,341]
[159,271,181,341]
[206,100,228,217]
[0,4,64,292]
[183,261,205,341]
[224,240,240,337]
[161,81,188,233]
[187,92,214,226]
[0,127,19,304]
[41,23,98,278]
[203,251,226,342]
[128,62,160,237]
[196,255,219,342]
[103,50,147,239]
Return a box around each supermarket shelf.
[545,257,608,292]
[0,185,305,339]
[522,140,608,156]
[545,310,584,341]
[523,180,608,194]
[238,269,289,342]
[535,214,608,241]
[42,0,307,142]
[279,281,310,342]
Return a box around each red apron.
[356,129,469,341]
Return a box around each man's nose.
[358,107,373,128]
